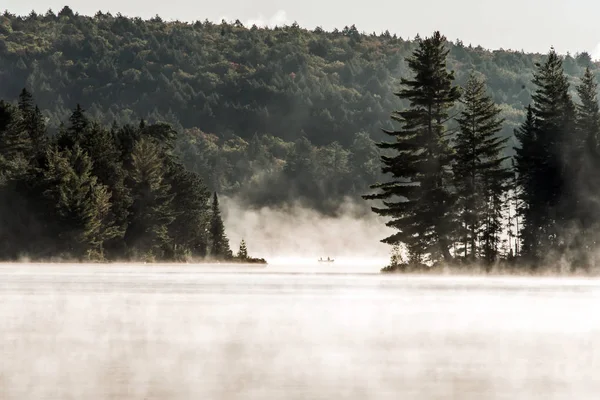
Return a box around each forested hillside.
[0,6,598,211]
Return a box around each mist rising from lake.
[1,263,598,399]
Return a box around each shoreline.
[1,261,600,278]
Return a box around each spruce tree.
[576,67,600,171]
[167,162,211,259]
[514,106,542,260]
[17,89,35,120]
[209,192,232,259]
[80,122,132,255]
[237,239,248,260]
[42,144,119,259]
[69,104,89,135]
[453,74,509,263]
[125,137,175,259]
[28,106,47,158]
[573,67,600,266]
[17,90,47,159]
[364,31,460,264]
[58,104,89,149]
[0,101,32,178]
[515,49,576,264]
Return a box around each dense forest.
[367,32,600,272]
[2,7,600,269]
[0,6,599,212]
[0,89,269,262]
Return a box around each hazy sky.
[4,0,600,58]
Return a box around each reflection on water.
[1,263,599,399]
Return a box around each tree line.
[0,90,265,262]
[1,7,599,211]
[366,32,600,272]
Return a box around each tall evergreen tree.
[573,67,600,266]
[237,239,248,260]
[514,106,542,260]
[576,67,600,169]
[364,31,460,264]
[209,192,232,259]
[515,49,576,264]
[453,74,509,263]
[79,122,132,255]
[167,162,211,259]
[42,144,119,259]
[69,104,89,135]
[0,101,32,178]
[58,104,89,149]
[125,137,175,259]
[17,89,34,116]
[18,90,47,159]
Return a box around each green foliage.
[365,31,460,264]
[0,91,228,262]
[0,10,598,215]
[3,9,600,270]
[453,74,510,264]
[0,10,598,211]
[368,37,600,271]
[514,106,538,258]
[125,136,176,259]
[0,100,33,177]
[515,49,577,265]
[18,89,47,159]
[79,121,131,252]
[574,68,600,263]
[166,162,211,259]
[209,192,232,259]
[237,239,248,260]
[42,144,119,259]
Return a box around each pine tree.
[125,137,175,259]
[573,67,600,267]
[364,31,460,264]
[17,88,34,116]
[237,239,248,260]
[576,67,600,169]
[515,49,577,264]
[79,122,132,255]
[18,90,47,157]
[167,162,211,259]
[58,104,89,149]
[209,192,232,259]
[0,101,32,179]
[28,106,47,157]
[453,74,509,264]
[69,104,89,135]
[514,106,542,260]
[42,144,119,259]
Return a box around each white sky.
[4,0,600,58]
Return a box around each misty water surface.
[1,262,599,399]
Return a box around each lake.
[1,262,599,399]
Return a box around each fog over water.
[1,262,599,399]
[220,196,394,264]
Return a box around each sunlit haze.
[2,0,600,398]
[2,266,600,398]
